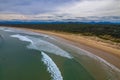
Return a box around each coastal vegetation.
[0,23,120,42]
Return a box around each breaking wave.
[41,52,63,80]
[10,34,72,59]
[64,43,120,79]
[11,34,33,43]
[0,34,4,46]
[0,27,55,40]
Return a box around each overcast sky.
[0,0,120,20]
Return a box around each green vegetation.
[1,23,120,42]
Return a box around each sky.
[0,0,120,21]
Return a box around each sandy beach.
[7,27,120,69]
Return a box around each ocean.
[0,27,120,80]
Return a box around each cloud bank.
[0,0,120,21]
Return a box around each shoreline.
[2,27,120,69]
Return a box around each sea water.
[0,27,120,80]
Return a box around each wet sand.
[5,27,120,70]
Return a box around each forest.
[0,23,120,42]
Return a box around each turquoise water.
[0,27,120,80]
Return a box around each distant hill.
[0,20,120,25]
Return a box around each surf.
[41,51,63,80]
[10,34,73,59]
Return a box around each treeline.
[1,23,120,42]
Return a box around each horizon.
[0,0,120,22]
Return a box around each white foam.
[63,41,120,71]
[11,34,33,43]
[0,27,7,31]
[0,27,12,32]
[3,29,13,32]
[27,36,72,59]
[41,52,63,80]
[10,34,72,59]
[77,46,120,73]
[64,43,120,79]
[79,48,120,79]
[9,31,120,73]
[1,27,55,40]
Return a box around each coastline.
[3,27,120,69]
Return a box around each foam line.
[11,34,33,43]
[77,46,120,73]
[0,27,14,32]
[1,27,55,40]
[41,52,63,80]
[27,36,73,59]
[10,34,72,59]
[64,42,120,79]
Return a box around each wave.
[41,52,63,80]
[0,34,4,46]
[7,28,120,79]
[80,49,120,79]
[10,34,73,59]
[11,34,33,43]
[0,27,55,40]
[76,46,120,72]
[0,27,14,32]
[64,43,120,79]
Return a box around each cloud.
[0,0,76,14]
[0,13,28,20]
[57,0,120,17]
[0,0,120,21]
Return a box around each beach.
[12,27,120,69]
[0,0,120,80]
[1,26,120,80]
